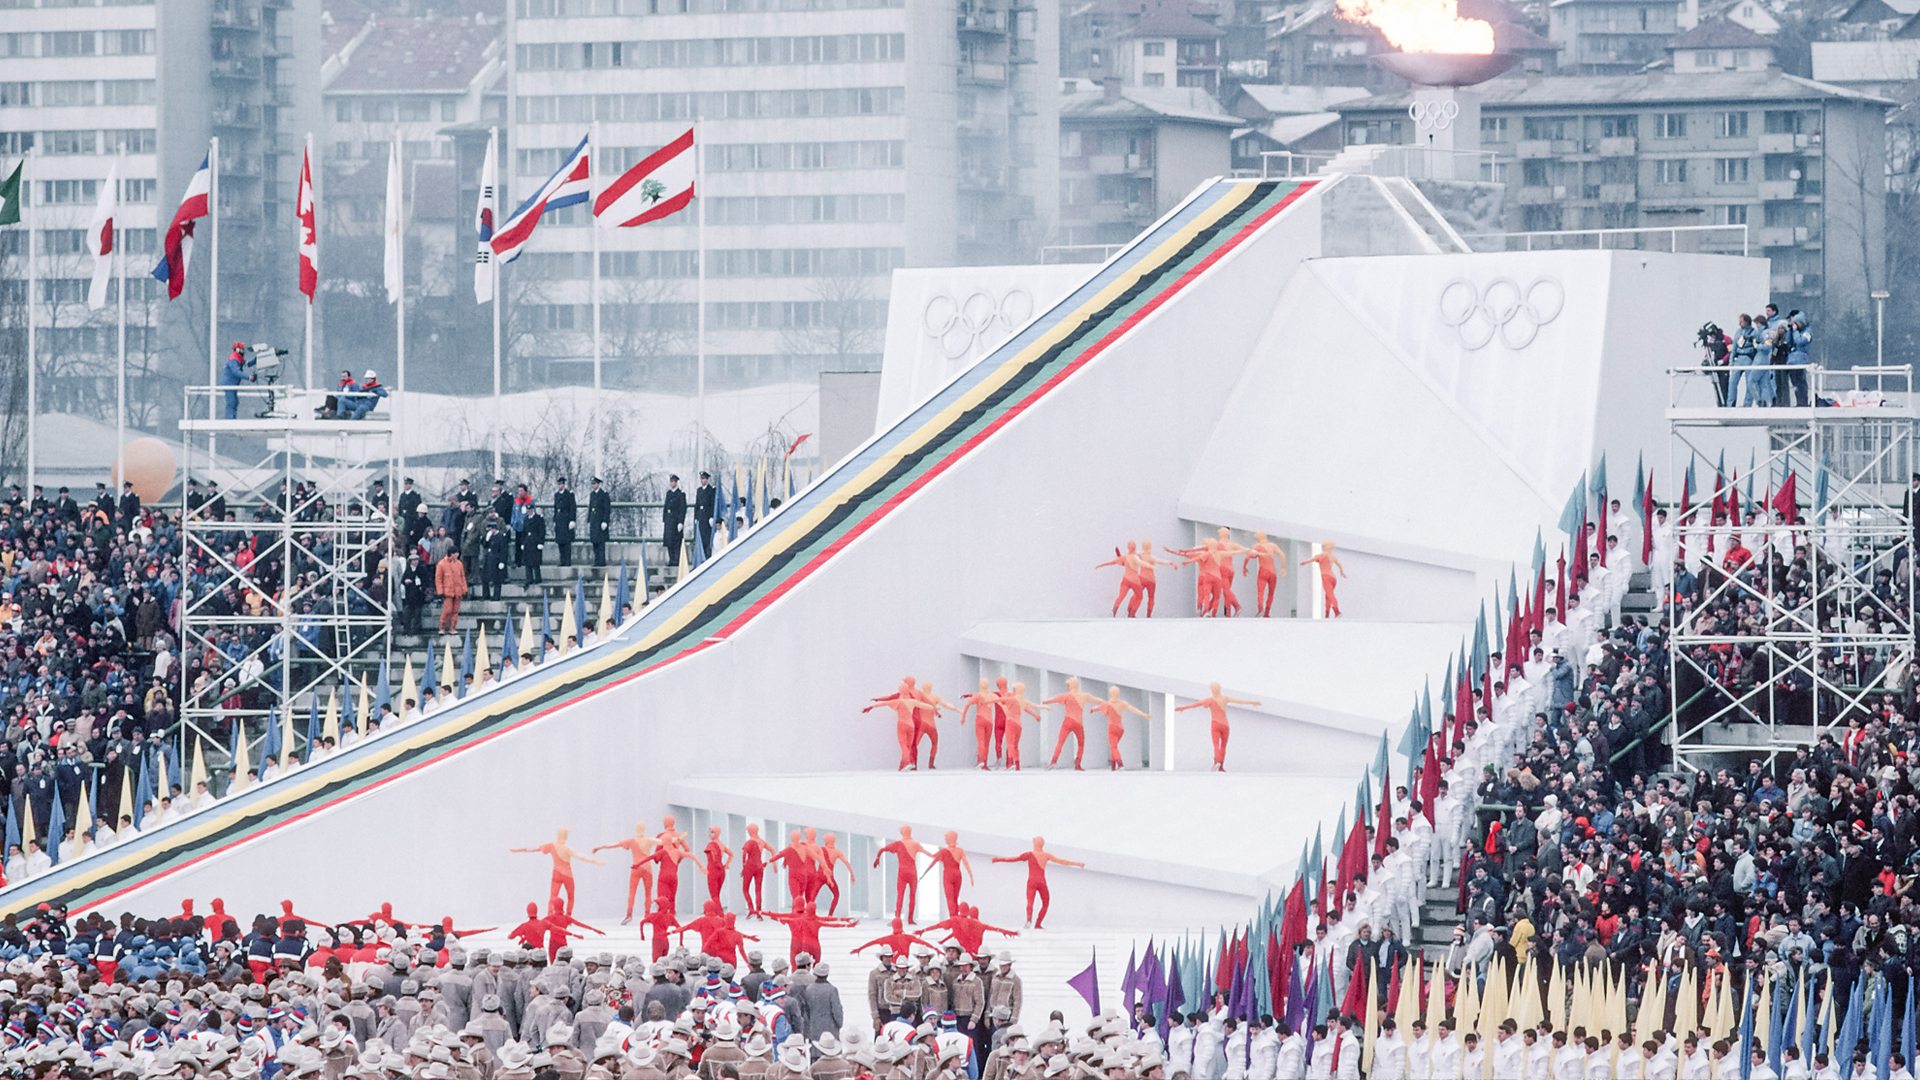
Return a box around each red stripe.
[72,181,1312,913]
[609,186,694,228]
[593,129,694,215]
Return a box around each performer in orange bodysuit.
[508,901,551,954]
[700,825,734,904]
[540,899,604,962]
[850,917,941,956]
[1088,687,1148,771]
[766,897,857,967]
[1168,540,1223,615]
[798,827,828,905]
[771,833,815,911]
[926,903,1019,955]
[278,899,326,927]
[961,679,1000,769]
[817,832,855,915]
[1302,541,1348,618]
[1208,528,1250,617]
[593,821,658,925]
[996,682,1043,770]
[1043,676,1100,770]
[991,837,1085,930]
[739,823,775,917]
[991,676,1013,765]
[641,899,680,961]
[509,828,602,917]
[1176,682,1263,771]
[873,825,930,923]
[1242,532,1288,618]
[650,828,693,919]
[909,678,956,768]
[1137,542,1176,617]
[864,678,935,771]
[1096,542,1142,617]
[919,829,975,917]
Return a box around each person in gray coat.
[795,964,845,1044]
[469,995,514,1053]
[438,951,476,1032]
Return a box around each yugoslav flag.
[594,128,695,228]
[490,133,589,265]
[153,151,212,300]
[86,163,115,311]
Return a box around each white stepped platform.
[459,920,1163,1034]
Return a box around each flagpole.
[115,147,126,474]
[489,126,502,479]
[589,122,603,481]
[305,132,315,389]
[207,136,220,396]
[24,146,36,496]
[694,121,706,478]
[394,126,407,480]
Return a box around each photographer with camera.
[1697,321,1732,406]
[219,341,255,420]
[1729,313,1769,406]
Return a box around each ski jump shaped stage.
[7,175,1764,937]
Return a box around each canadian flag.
[85,163,115,311]
[297,146,317,301]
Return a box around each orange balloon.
[113,437,177,504]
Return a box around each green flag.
[0,161,22,226]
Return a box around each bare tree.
[603,275,692,384]
[780,272,884,371]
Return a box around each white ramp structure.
[12,176,1764,941]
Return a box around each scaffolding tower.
[175,384,396,790]
[1666,364,1918,774]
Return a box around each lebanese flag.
[152,150,211,300]
[594,128,695,228]
[297,147,318,302]
[86,163,115,311]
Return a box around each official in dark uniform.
[520,506,547,585]
[588,478,612,568]
[662,475,687,570]
[483,521,511,600]
[693,472,717,558]
[399,478,423,525]
[553,479,578,568]
[491,481,514,525]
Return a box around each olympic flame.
[1336,0,1495,54]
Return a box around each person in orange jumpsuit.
[1302,541,1348,618]
[1168,540,1222,615]
[850,918,941,956]
[908,678,956,768]
[1043,677,1101,770]
[1096,543,1142,617]
[991,837,1085,930]
[739,823,775,917]
[925,903,1019,955]
[873,825,930,923]
[593,821,658,925]
[798,827,829,905]
[960,679,1000,769]
[771,834,816,911]
[864,679,936,771]
[641,898,680,961]
[996,682,1042,770]
[1176,682,1263,771]
[991,676,1013,765]
[1242,533,1288,618]
[1207,528,1251,617]
[699,825,734,904]
[1088,687,1148,771]
[510,828,602,917]
[650,830,693,919]
[919,829,975,917]
[766,897,857,967]
[817,832,855,915]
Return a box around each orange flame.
[1335,0,1495,54]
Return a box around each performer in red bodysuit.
[864,679,935,771]
[873,825,930,923]
[1302,542,1348,618]
[641,899,680,961]
[508,901,550,953]
[701,825,734,904]
[1137,542,1175,617]
[991,677,1012,765]
[705,913,759,967]
[540,899,603,962]
[996,683,1042,771]
[1207,527,1250,617]
[676,899,730,956]
[1088,687,1148,771]
[509,827,602,917]
[919,830,975,917]
[206,898,240,941]
[991,837,1085,930]
[278,899,326,927]
[1096,543,1142,617]
[961,680,999,770]
[817,832,855,915]
[1175,682,1262,772]
[766,898,857,966]
[850,917,941,956]
[771,834,816,911]
[909,679,955,768]
[650,830,693,919]
[739,823,775,918]
[1168,540,1224,616]
[593,821,658,925]
[1242,532,1288,618]
[1043,677,1100,770]
[925,903,1019,956]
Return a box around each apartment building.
[1057,80,1235,248]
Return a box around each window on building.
[1143,73,1164,86]
[1763,110,1806,134]
[44,31,96,56]
[1655,113,1685,139]
[1720,204,1748,225]
[398,100,430,122]
[1523,160,1550,186]
[1597,115,1636,137]
[1654,159,1688,184]
[1694,50,1719,66]
[1731,50,1748,66]
[1060,130,1082,156]
[335,101,352,122]
[1522,116,1570,140]
[365,101,394,121]
[1142,41,1165,56]
[1480,116,1508,139]
[1715,158,1749,183]
[442,100,458,121]
[1719,111,1748,137]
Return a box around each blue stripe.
[503,134,589,225]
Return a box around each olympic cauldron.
[1371,49,1520,181]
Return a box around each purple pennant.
[1068,950,1101,1014]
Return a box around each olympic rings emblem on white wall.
[1438,277,1566,350]
[1408,99,1461,131]
[923,289,1035,360]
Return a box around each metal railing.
[1466,223,1750,256]
[1366,145,1507,183]
[1258,150,1337,179]
[1667,362,1913,412]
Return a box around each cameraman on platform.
[219,341,255,419]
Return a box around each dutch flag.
[489,133,590,266]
